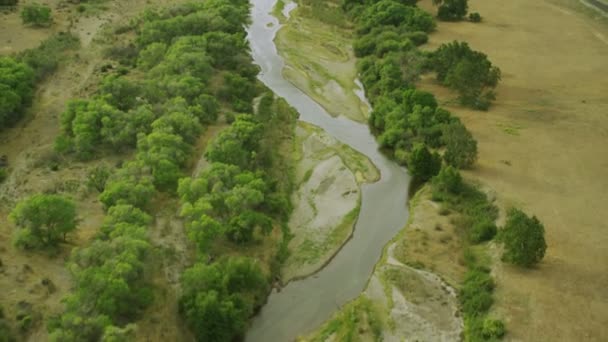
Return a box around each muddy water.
[245,0,411,341]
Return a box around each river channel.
[245,1,411,340]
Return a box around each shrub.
[442,121,477,169]
[482,319,505,339]
[435,0,468,21]
[469,220,497,243]
[431,165,463,196]
[469,12,481,22]
[19,33,80,81]
[0,0,18,6]
[21,3,52,27]
[87,165,110,192]
[408,143,441,182]
[10,194,77,249]
[500,208,547,267]
[0,57,35,129]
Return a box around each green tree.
[431,165,462,195]
[442,121,477,169]
[21,3,52,27]
[408,143,441,182]
[500,208,547,267]
[10,194,77,249]
[433,0,468,21]
[0,57,35,128]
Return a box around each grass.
[273,0,368,122]
[306,296,384,342]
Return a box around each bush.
[10,194,77,249]
[500,208,547,267]
[469,220,497,243]
[0,57,35,129]
[21,3,52,27]
[460,268,494,316]
[19,32,80,81]
[0,0,18,6]
[435,0,468,21]
[442,121,477,169]
[431,165,463,196]
[469,12,481,22]
[87,165,111,193]
[408,143,441,182]
[482,319,505,339]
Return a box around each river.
[245,0,411,340]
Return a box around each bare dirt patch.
[418,0,608,340]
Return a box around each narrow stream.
[245,0,411,340]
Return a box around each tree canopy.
[500,208,547,267]
[10,194,77,249]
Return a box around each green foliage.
[431,41,500,109]
[205,114,263,169]
[408,143,441,181]
[0,0,18,6]
[442,121,477,169]
[500,208,547,267]
[18,33,80,81]
[21,3,52,27]
[431,165,462,195]
[482,319,505,339]
[435,0,468,21]
[180,257,268,342]
[87,164,111,193]
[469,220,497,243]
[10,194,77,249]
[0,56,35,129]
[468,12,481,22]
[179,163,273,247]
[99,161,155,210]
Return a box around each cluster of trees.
[179,257,269,341]
[430,41,501,109]
[345,0,499,182]
[178,93,297,340]
[49,0,271,340]
[0,33,79,131]
[0,57,34,129]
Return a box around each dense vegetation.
[344,0,491,180]
[0,33,79,132]
[430,166,504,340]
[44,0,296,340]
[178,93,297,340]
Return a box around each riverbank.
[273,0,369,123]
[303,186,463,341]
[283,121,378,283]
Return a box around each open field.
[417,0,608,339]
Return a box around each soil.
[417,0,608,340]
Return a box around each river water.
[245,0,411,340]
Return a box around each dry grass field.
[417,0,608,340]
